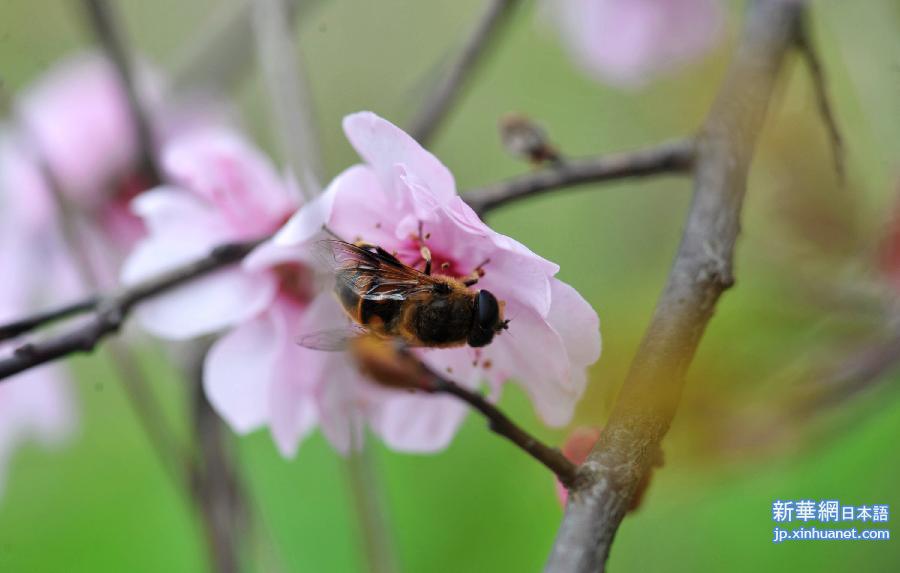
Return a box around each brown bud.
[499,113,560,166]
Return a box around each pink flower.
[0,209,77,498]
[120,128,326,455]
[544,0,724,88]
[269,111,602,451]
[0,52,228,297]
[14,52,160,210]
[126,113,600,458]
[121,127,301,339]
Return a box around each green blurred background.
[1,0,898,571]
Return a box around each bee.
[300,240,509,351]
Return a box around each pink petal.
[129,188,226,238]
[324,165,406,246]
[268,354,320,457]
[484,302,577,427]
[16,52,159,203]
[369,391,469,453]
[266,298,324,457]
[122,188,278,339]
[161,128,296,237]
[122,238,277,339]
[550,0,723,88]
[272,181,336,247]
[0,365,77,496]
[547,278,601,367]
[203,311,282,433]
[292,292,367,454]
[342,112,456,202]
[317,359,366,455]
[0,133,55,231]
[366,346,482,452]
[243,238,316,274]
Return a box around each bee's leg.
[462,258,490,287]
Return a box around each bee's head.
[467,290,507,348]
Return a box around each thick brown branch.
[430,376,577,487]
[0,239,263,381]
[465,139,695,215]
[81,0,162,184]
[545,2,804,571]
[408,0,521,145]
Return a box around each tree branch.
[80,0,162,184]
[253,0,324,198]
[544,2,804,571]
[430,375,578,487]
[350,338,576,486]
[407,0,521,145]
[169,0,322,100]
[187,342,248,573]
[0,296,98,342]
[464,139,695,215]
[344,448,400,573]
[795,13,845,183]
[0,239,263,381]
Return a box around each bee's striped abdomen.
[335,269,403,336]
[335,273,360,317]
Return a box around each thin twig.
[253,0,324,198]
[0,238,264,381]
[186,342,248,573]
[427,374,577,487]
[80,0,162,184]
[169,0,323,100]
[353,340,576,486]
[795,13,845,184]
[344,448,400,573]
[465,139,695,215]
[408,0,521,145]
[0,296,99,342]
[545,2,804,571]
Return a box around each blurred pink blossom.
[121,127,301,339]
[543,0,724,88]
[0,208,77,498]
[0,52,227,299]
[120,128,324,455]
[266,111,602,453]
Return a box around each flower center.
[273,262,315,304]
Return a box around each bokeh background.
[1,0,899,571]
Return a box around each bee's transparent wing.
[318,239,436,301]
[296,324,367,352]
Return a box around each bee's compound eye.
[475,290,500,330]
